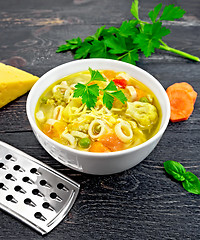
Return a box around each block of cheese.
[0,63,39,108]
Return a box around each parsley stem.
[159,44,200,62]
[117,49,134,60]
[159,40,168,47]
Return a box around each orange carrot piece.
[42,123,52,138]
[42,121,67,138]
[89,142,111,153]
[167,82,197,104]
[135,88,146,101]
[166,89,194,122]
[103,70,116,80]
[53,122,67,135]
[99,133,124,151]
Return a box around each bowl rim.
[26,58,170,158]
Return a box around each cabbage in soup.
[35,69,161,152]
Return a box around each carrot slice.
[89,142,111,153]
[99,133,124,151]
[103,70,116,80]
[167,82,197,104]
[167,89,194,122]
[135,88,146,101]
[42,123,52,137]
[42,121,67,138]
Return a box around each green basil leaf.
[182,172,200,195]
[164,160,186,181]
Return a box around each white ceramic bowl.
[26,59,170,175]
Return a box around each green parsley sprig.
[164,160,200,195]
[73,68,127,110]
[56,0,199,64]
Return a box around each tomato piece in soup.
[113,79,127,89]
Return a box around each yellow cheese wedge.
[0,63,39,108]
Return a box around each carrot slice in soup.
[103,70,116,80]
[135,88,146,100]
[89,142,111,153]
[42,123,52,137]
[99,133,124,151]
[42,121,67,138]
[167,89,194,122]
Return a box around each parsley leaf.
[73,68,127,109]
[74,83,99,109]
[104,34,128,54]
[82,84,99,109]
[103,92,114,110]
[104,80,117,91]
[148,3,162,23]
[85,26,106,42]
[57,1,199,63]
[89,41,117,59]
[89,68,106,82]
[73,83,86,97]
[56,37,82,53]
[160,4,186,21]
[56,44,71,53]
[130,0,139,20]
[111,91,127,104]
[103,81,127,109]
[120,49,139,65]
[118,20,139,37]
[134,22,170,57]
[74,42,92,59]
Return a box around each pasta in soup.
[35,69,161,152]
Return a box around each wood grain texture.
[0,0,200,239]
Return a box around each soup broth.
[35,69,162,152]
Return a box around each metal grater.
[0,141,80,235]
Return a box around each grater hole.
[13,165,20,171]
[40,180,47,186]
[30,168,37,174]
[24,198,32,205]
[14,185,22,192]
[34,212,42,219]
[5,154,12,160]
[42,202,50,209]
[57,183,68,191]
[5,174,13,180]
[32,189,39,195]
[0,163,5,168]
[34,212,46,221]
[14,185,26,194]
[6,195,13,201]
[22,177,30,182]
[57,183,64,190]
[39,179,51,188]
[0,183,4,188]
[50,192,57,199]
